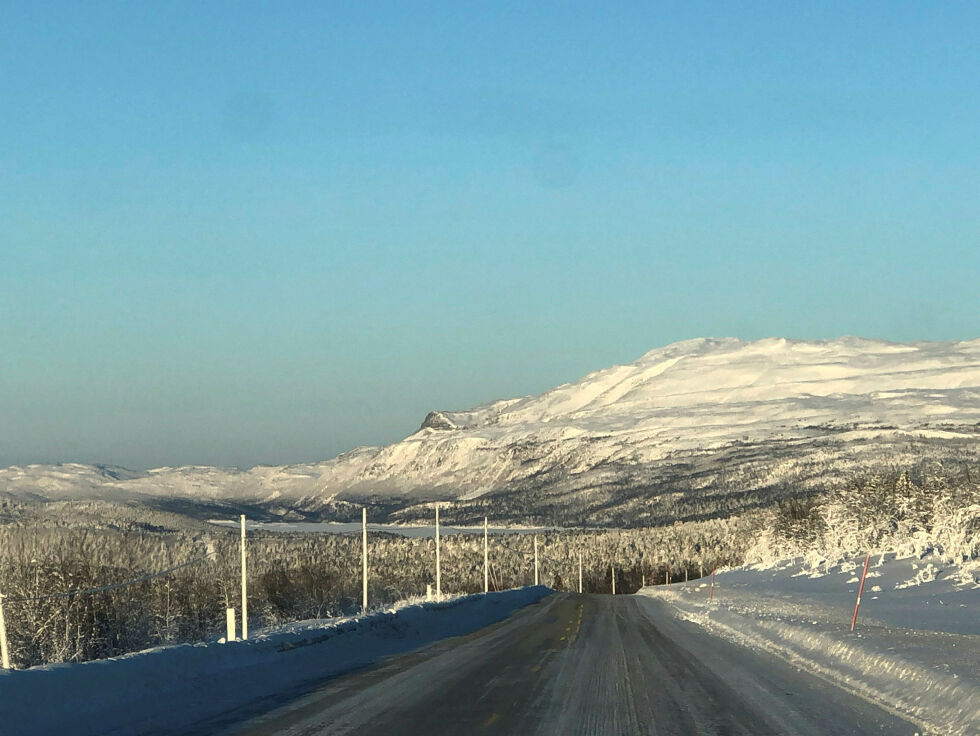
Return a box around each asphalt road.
[219,594,918,736]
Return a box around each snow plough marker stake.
[0,591,10,669]
[850,553,872,632]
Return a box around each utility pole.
[362,508,368,612]
[483,516,489,593]
[578,554,583,594]
[533,536,539,586]
[240,514,248,640]
[435,505,441,600]
[0,591,10,669]
[611,564,616,595]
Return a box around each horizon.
[3,3,979,469]
[5,332,977,472]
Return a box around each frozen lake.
[207,519,548,538]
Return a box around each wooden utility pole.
[533,536,539,586]
[435,505,441,599]
[362,508,369,612]
[240,515,248,640]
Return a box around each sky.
[2,1,978,469]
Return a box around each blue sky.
[2,2,978,468]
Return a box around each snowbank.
[640,555,979,735]
[0,587,552,736]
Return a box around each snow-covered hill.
[3,337,980,525]
[324,336,980,493]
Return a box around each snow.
[0,587,552,736]
[3,336,979,508]
[639,554,980,735]
[206,519,550,536]
[292,336,980,500]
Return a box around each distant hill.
[4,337,979,526]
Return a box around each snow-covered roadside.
[0,587,552,736]
[639,555,979,735]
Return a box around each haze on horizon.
[2,2,978,470]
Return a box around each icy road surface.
[216,594,916,736]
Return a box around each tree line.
[0,513,741,668]
[1,460,977,669]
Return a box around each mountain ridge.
[3,336,980,526]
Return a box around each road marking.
[562,601,584,644]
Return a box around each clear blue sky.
[2,2,978,469]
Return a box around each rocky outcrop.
[419,411,458,431]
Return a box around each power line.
[4,551,218,604]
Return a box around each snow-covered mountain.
[4,337,980,525]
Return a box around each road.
[217,594,918,736]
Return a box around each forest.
[0,460,977,669]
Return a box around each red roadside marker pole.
[709,565,716,600]
[850,553,872,631]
